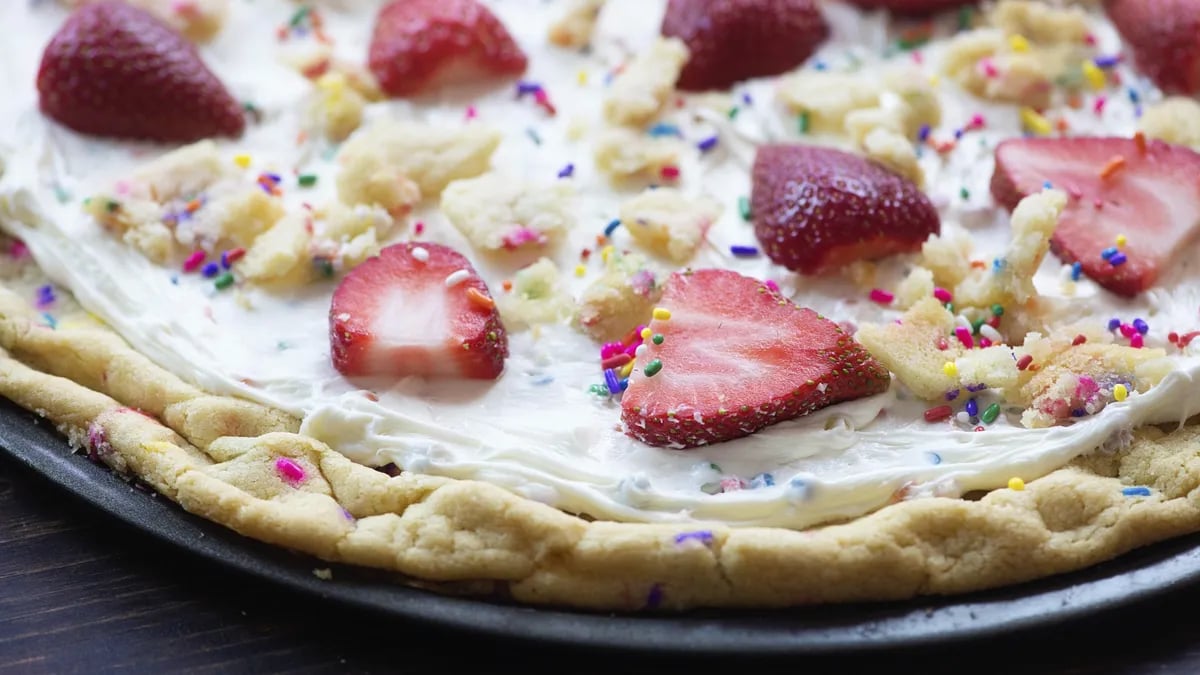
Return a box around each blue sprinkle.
[620,378,629,392]
[647,123,682,138]
[170,276,180,285]
[1042,180,1054,190]
[1093,55,1121,68]
[1133,318,1149,335]
[201,262,220,278]
[965,398,979,417]
[1128,87,1140,104]
[1071,408,1087,417]
[1071,262,1083,281]
[750,472,775,488]
[1122,486,1152,497]
[917,124,931,142]
[945,389,961,402]
[603,368,621,395]
[604,219,622,237]
[928,452,942,465]
[741,92,753,105]
[992,258,1007,272]
[530,374,554,386]
[1100,246,1118,260]
[557,163,575,179]
[696,135,719,152]
[41,312,57,329]
[814,61,828,71]
[730,245,759,257]
[1108,317,1122,331]
[1109,252,1128,267]
[674,530,714,546]
[954,128,965,140]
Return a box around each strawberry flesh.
[991,136,1200,297]
[330,243,508,380]
[751,144,940,275]
[37,1,244,143]
[661,0,829,92]
[620,269,891,449]
[1106,0,1200,95]
[368,0,528,98]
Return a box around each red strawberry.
[1106,0,1200,95]
[329,243,508,380]
[620,269,890,449]
[661,0,829,92]
[991,136,1200,297]
[839,0,978,14]
[751,144,940,275]
[37,1,244,143]
[368,0,528,98]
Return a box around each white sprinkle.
[444,269,470,287]
[635,344,648,358]
[979,324,1003,343]
[336,312,351,321]
[955,314,972,330]
[412,246,430,262]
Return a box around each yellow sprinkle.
[652,307,672,321]
[600,245,614,263]
[1082,60,1106,90]
[942,361,958,377]
[574,264,587,277]
[619,361,635,379]
[233,153,251,168]
[928,74,941,87]
[1008,477,1025,491]
[1114,384,1128,402]
[1008,34,1030,52]
[576,69,588,85]
[640,327,652,340]
[1116,234,1127,248]
[1019,107,1052,136]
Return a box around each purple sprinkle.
[1108,317,1122,331]
[557,163,575,179]
[1133,318,1149,335]
[35,284,55,308]
[516,81,543,96]
[264,172,282,184]
[674,530,714,546]
[275,456,306,485]
[1109,252,1128,267]
[966,383,988,392]
[730,245,759,257]
[741,92,753,105]
[917,124,931,142]
[945,389,961,402]
[603,368,621,395]
[697,135,719,152]
[1094,54,1121,68]
[201,262,221,278]
[645,584,664,609]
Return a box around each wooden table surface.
[4,450,1200,674]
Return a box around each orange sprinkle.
[185,199,202,213]
[1134,131,1147,154]
[467,287,495,310]
[1066,92,1083,109]
[502,280,513,292]
[1099,155,1127,179]
[970,260,987,269]
[296,130,308,145]
[1055,117,1070,133]
[595,234,607,246]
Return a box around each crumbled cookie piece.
[548,0,606,48]
[954,345,1021,397]
[920,233,973,290]
[989,0,1089,46]
[337,120,501,197]
[239,212,314,286]
[496,258,573,329]
[882,65,942,138]
[1020,343,1169,428]
[311,203,395,271]
[576,251,661,342]
[856,297,963,401]
[593,127,683,182]
[603,38,689,127]
[310,73,366,142]
[288,46,386,102]
[894,266,936,309]
[618,188,721,263]
[1140,98,1200,150]
[942,29,1054,108]
[861,127,923,186]
[335,150,422,217]
[777,70,883,134]
[440,174,576,253]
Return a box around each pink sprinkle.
[933,287,953,303]
[955,326,974,349]
[114,180,131,195]
[182,250,206,272]
[1130,333,1145,349]
[413,221,425,235]
[979,337,993,348]
[660,165,681,180]
[868,288,894,305]
[1093,96,1108,115]
[1119,323,1136,338]
[980,58,998,78]
[967,114,985,130]
[465,106,478,120]
[936,337,949,351]
[534,89,557,115]
[600,341,624,359]
[764,279,781,293]
[9,240,28,259]
[274,457,306,485]
[1084,33,1097,46]
[911,51,924,65]
[1067,186,1083,200]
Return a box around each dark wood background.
[4,450,1200,674]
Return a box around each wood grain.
[2,451,1200,674]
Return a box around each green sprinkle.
[737,196,752,221]
[105,200,120,213]
[959,187,970,201]
[956,6,975,30]
[945,302,954,313]
[588,383,608,396]
[314,258,334,278]
[289,6,310,27]
[298,174,318,187]
[214,271,235,290]
[651,333,664,345]
[727,106,740,120]
[526,128,542,145]
[798,111,811,134]
[971,317,986,335]
[709,463,722,472]
[700,482,722,495]
[991,304,1005,317]
[53,185,71,204]
[643,359,663,377]
[981,402,1001,424]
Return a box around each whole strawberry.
[368,0,528,98]
[37,1,245,143]
[1106,0,1200,95]
[621,269,890,449]
[751,144,940,275]
[661,0,829,91]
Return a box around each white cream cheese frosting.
[3,0,1200,529]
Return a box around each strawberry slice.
[37,1,244,143]
[839,0,978,13]
[329,243,508,380]
[368,0,528,98]
[620,269,891,449]
[661,0,829,92]
[751,144,940,275]
[991,137,1200,297]
[1106,0,1200,95]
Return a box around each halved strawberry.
[991,136,1200,297]
[620,269,891,449]
[329,243,508,380]
[661,0,829,92]
[840,0,978,14]
[367,0,528,98]
[37,1,244,143]
[1106,0,1200,95]
[751,144,940,275]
